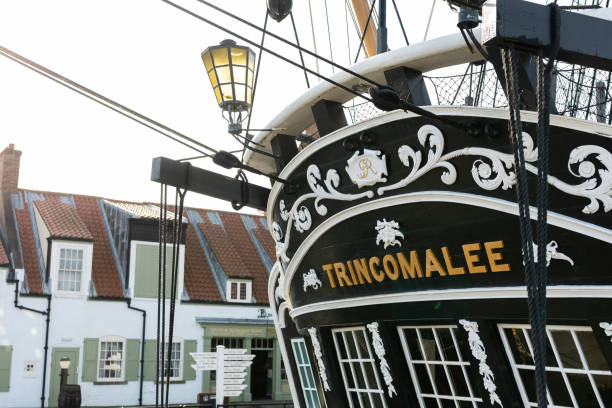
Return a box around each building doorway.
[250,338,274,400]
[48,347,79,407]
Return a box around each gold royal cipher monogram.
[345,148,388,188]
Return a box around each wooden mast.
[350,0,378,58]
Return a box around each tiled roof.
[0,238,9,266]
[218,212,269,304]
[106,201,184,221]
[34,198,93,240]
[12,189,276,304]
[14,193,43,294]
[72,195,124,298]
[198,216,252,279]
[183,225,222,302]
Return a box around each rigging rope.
[423,0,437,41]
[354,0,377,62]
[307,0,321,77]
[0,45,217,156]
[289,11,311,88]
[391,0,409,45]
[191,0,384,88]
[324,0,335,74]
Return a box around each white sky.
[0,0,462,213]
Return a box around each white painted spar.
[279,190,612,304]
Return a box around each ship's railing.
[343,64,612,126]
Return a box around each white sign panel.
[224,360,252,367]
[224,390,243,397]
[224,384,248,391]
[224,354,255,361]
[224,378,246,385]
[223,372,248,379]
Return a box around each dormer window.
[50,241,92,296]
[226,279,251,303]
[57,248,83,292]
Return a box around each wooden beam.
[151,157,269,211]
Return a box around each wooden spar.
[350,0,378,57]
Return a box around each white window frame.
[159,337,184,382]
[397,324,483,407]
[50,241,92,297]
[97,335,126,382]
[226,279,252,303]
[499,323,612,408]
[291,338,322,408]
[331,326,387,408]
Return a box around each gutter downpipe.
[127,298,146,406]
[0,226,51,408]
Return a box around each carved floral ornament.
[459,319,503,407]
[366,322,397,398]
[308,327,331,391]
[272,123,611,263]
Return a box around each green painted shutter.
[134,245,174,298]
[143,340,158,381]
[0,346,13,392]
[183,340,197,381]
[82,338,98,382]
[126,339,140,381]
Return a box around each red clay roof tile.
[198,219,251,279]
[34,198,93,240]
[0,242,7,266]
[15,194,43,294]
[72,195,124,298]
[183,225,222,302]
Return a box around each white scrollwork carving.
[366,322,397,398]
[303,269,322,292]
[274,164,374,262]
[459,319,503,407]
[375,219,404,249]
[600,322,612,341]
[274,124,611,264]
[532,240,574,267]
[308,327,331,391]
[346,149,388,188]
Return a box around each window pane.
[551,330,582,369]
[504,328,534,365]
[437,328,458,361]
[568,373,598,406]
[593,375,612,403]
[547,371,572,406]
[239,282,247,300]
[577,331,608,371]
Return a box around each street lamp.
[59,356,71,387]
[201,39,256,135]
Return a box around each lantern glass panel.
[212,48,229,66]
[234,86,245,103]
[248,51,256,70]
[202,51,213,73]
[221,84,234,101]
[230,47,247,66]
[216,66,232,84]
[233,66,247,85]
[248,70,254,88]
[208,69,218,88]
[247,86,253,104]
[213,86,222,104]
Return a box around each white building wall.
[0,244,272,407]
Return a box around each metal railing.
[111,401,294,408]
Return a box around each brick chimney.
[0,144,22,241]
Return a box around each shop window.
[499,324,612,407]
[291,338,321,408]
[332,327,387,408]
[398,325,483,407]
[210,337,244,381]
[252,338,274,350]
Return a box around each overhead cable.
[0,44,217,156]
[191,0,385,88]
[161,0,375,103]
